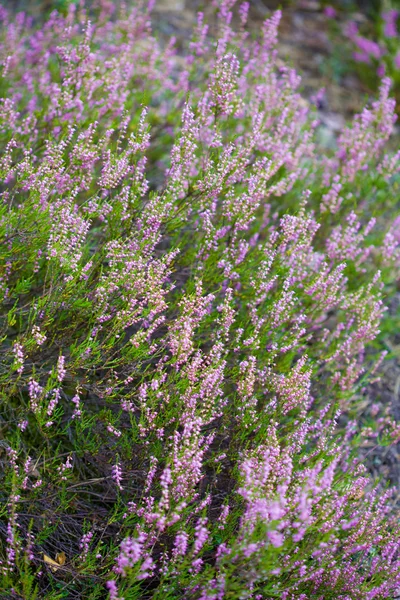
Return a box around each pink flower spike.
[324,6,336,18]
[353,51,371,65]
[377,63,386,78]
[112,461,123,491]
[344,21,358,38]
[383,10,398,38]
[354,36,382,60]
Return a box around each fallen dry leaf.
[43,551,67,572]
[56,551,66,566]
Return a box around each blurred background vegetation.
[0,0,385,18]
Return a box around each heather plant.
[0,1,400,599]
[325,4,400,107]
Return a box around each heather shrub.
[0,1,400,599]
[325,5,400,107]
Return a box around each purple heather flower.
[112,461,123,491]
[106,580,120,600]
[353,51,371,64]
[377,63,386,77]
[354,36,382,60]
[383,10,398,38]
[344,20,358,38]
[324,6,336,18]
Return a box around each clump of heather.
[326,6,400,107]
[0,1,400,599]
